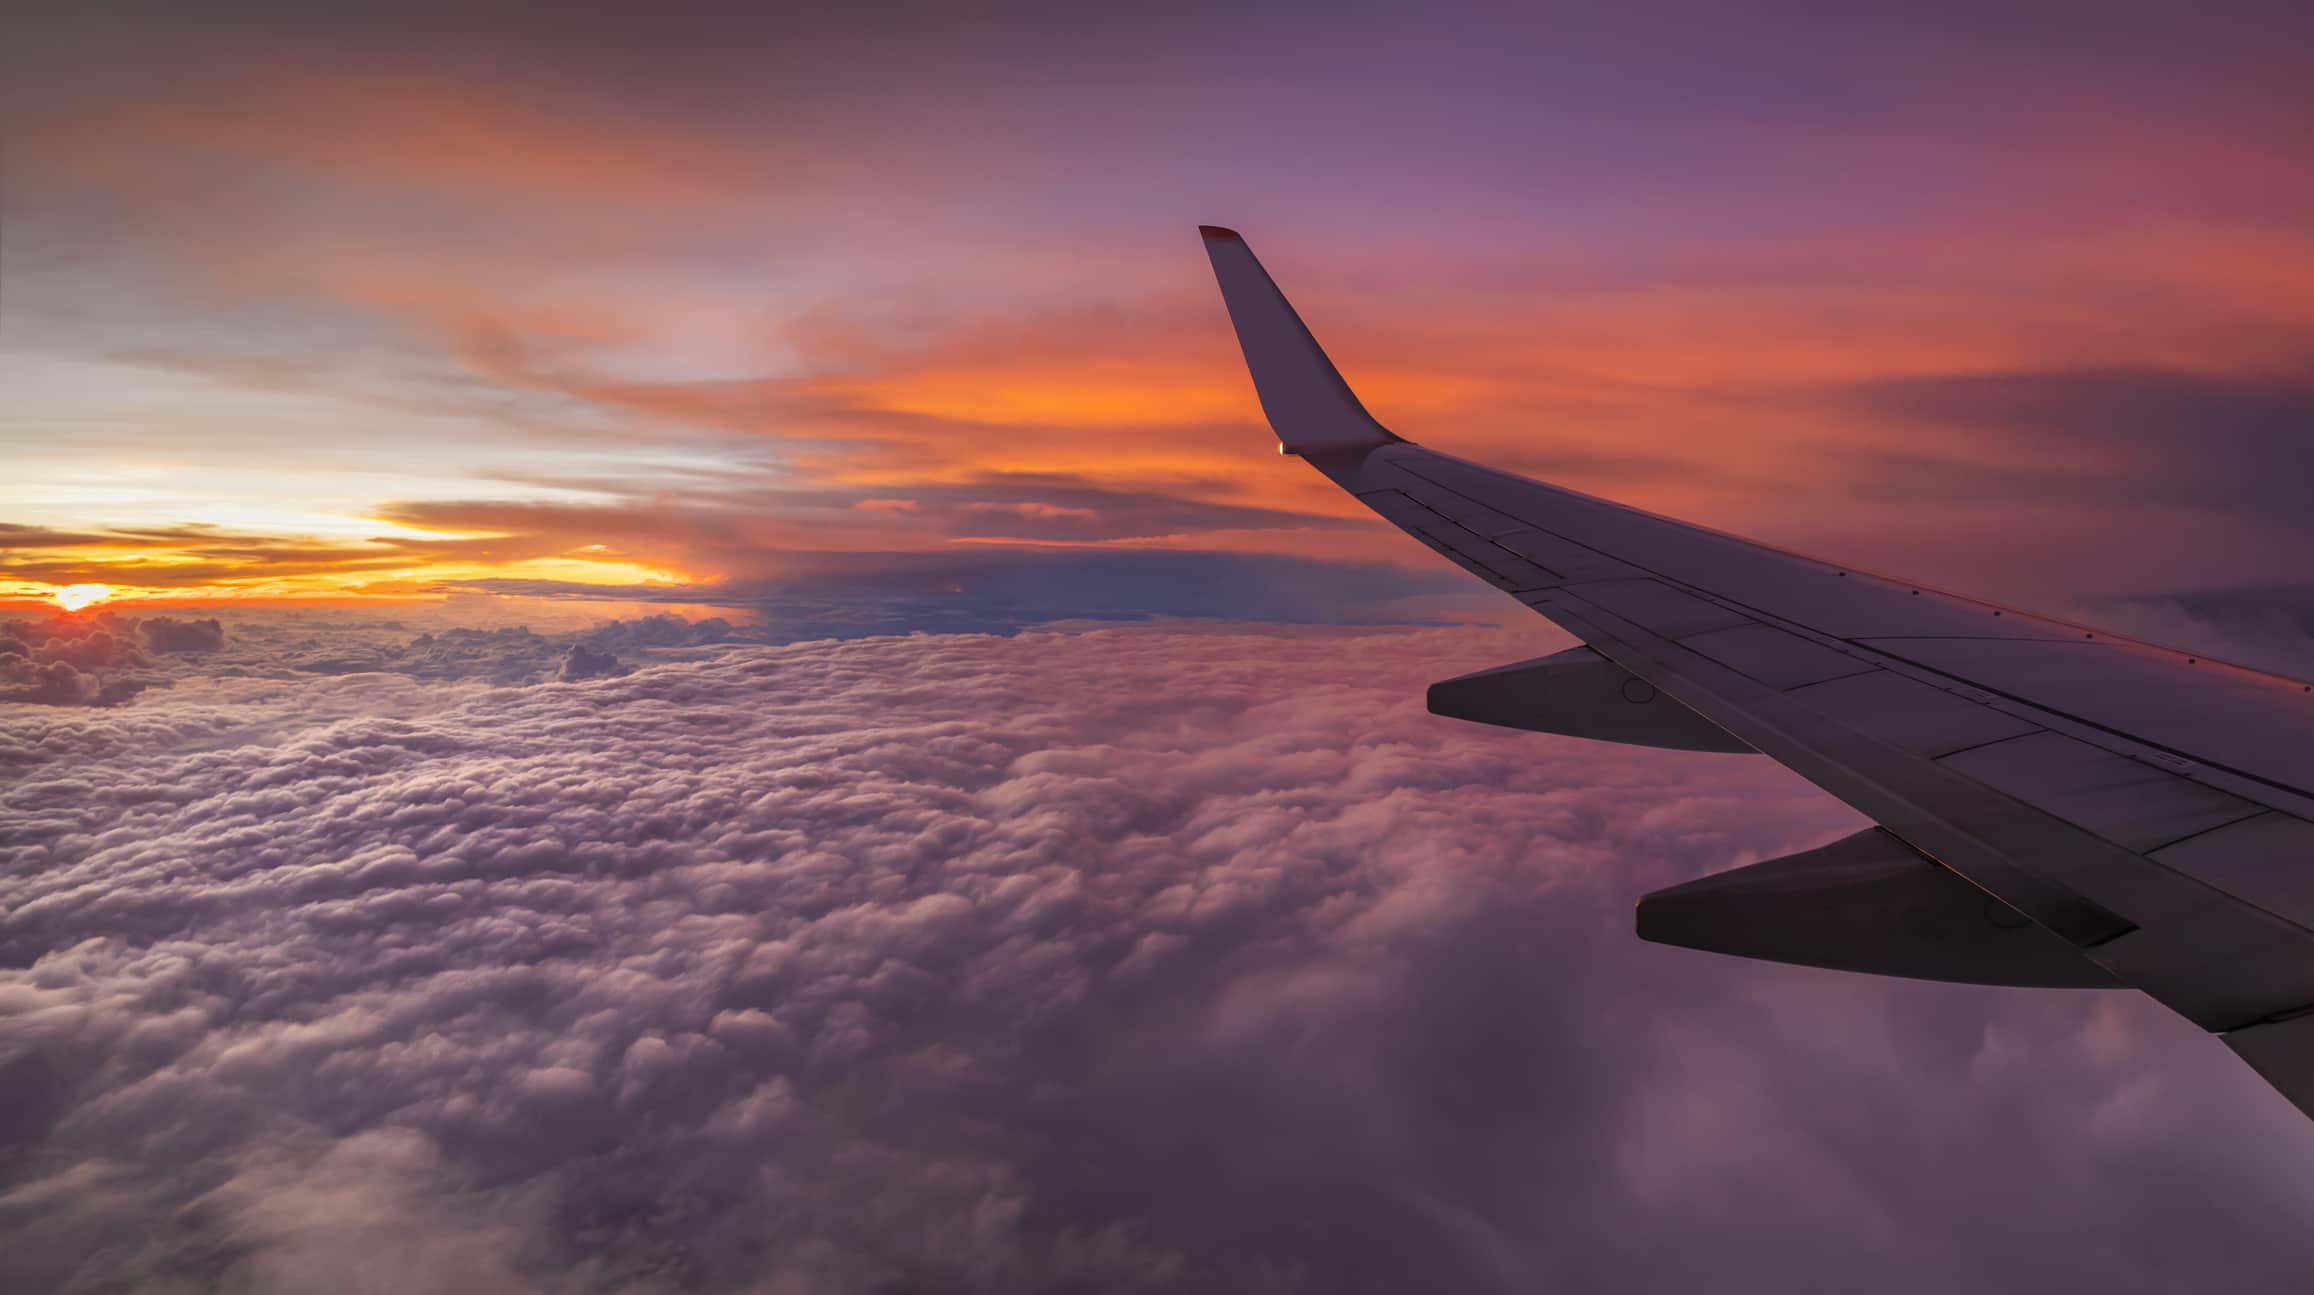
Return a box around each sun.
[51,584,116,613]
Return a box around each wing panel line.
[1538,585,2314,1032]
[1388,451,2314,814]
[1863,640,2314,808]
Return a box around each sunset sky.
[7,1,2313,624]
[10,5,2314,1291]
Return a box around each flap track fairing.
[1428,645,1753,753]
[1637,828,2120,988]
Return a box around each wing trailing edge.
[2226,1013,2314,1120]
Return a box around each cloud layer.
[5,624,2313,1292]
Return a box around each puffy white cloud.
[0,614,157,706]
[2,625,2311,1292]
[0,609,750,705]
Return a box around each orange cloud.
[12,46,2314,610]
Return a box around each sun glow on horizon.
[51,583,117,612]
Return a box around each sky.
[7,2,2314,1290]
[6,0,2314,623]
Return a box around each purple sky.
[4,0,2313,617]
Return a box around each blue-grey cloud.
[1839,367,2314,520]
[463,549,1475,639]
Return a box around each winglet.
[1199,226,1401,455]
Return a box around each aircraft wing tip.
[1197,224,1244,242]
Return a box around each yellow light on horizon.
[51,583,116,612]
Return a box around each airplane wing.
[1199,224,2314,1118]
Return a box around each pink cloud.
[3,623,2308,1290]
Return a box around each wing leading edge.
[1199,224,2314,1120]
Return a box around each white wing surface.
[1200,225,2314,1118]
